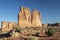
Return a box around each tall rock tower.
[18,7,31,27]
[18,7,42,27]
[31,10,42,27]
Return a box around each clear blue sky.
[0,0,60,27]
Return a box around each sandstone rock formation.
[18,7,31,27]
[1,7,42,31]
[18,7,42,27]
[1,22,9,31]
[1,22,16,31]
[31,10,42,27]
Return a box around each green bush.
[28,36,38,40]
[46,27,55,36]
[25,26,30,29]
[17,27,24,33]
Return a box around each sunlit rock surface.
[18,7,42,27]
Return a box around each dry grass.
[0,27,60,40]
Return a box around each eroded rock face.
[18,7,42,27]
[8,22,17,30]
[1,22,9,31]
[31,10,42,27]
[18,7,31,27]
[1,22,16,32]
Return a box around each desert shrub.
[13,26,16,29]
[46,27,55,36]
[35,32,40,36]
[28,36,38,40]
[17,27,24,33]
[25,26,30,29]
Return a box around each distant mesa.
[1,7,42,31]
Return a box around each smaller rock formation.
[1,22,16,32]
[31,10,42,27]
[1,22,9,31]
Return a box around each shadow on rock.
[0,32,11,38]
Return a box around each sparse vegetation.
[17,27,24,33]
[0,27,59,40]
[45,27,55,36]
[35,32,40,36]
[25,26,30,29]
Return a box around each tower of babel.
[1,7,42,32]
[18,7,42,27]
